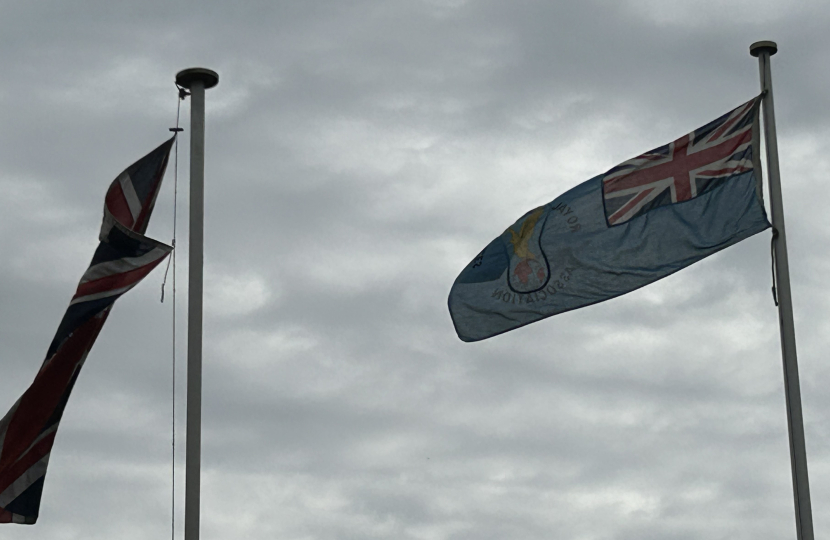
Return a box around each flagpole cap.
[750,41,778,57]
[175,68,219,90]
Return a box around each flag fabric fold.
[449,96,770,342]
[0,137,174,524]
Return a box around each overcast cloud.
[2,1,830,539]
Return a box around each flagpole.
[750,41,814,540]
[175,67,218,540]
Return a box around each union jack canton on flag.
[603,98,758,226]
[449,96,770,342]
[0,138,174,524]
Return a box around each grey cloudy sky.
[2,1,830,539]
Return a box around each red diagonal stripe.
[706,100,753,143]
[133,151,171,234]
[104,183,135,229]
[609,187,656,225]
[72,256,167,300]
[0,432,56,494]
[0,315,106,473]
[697,166,752,177]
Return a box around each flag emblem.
[506,206,550,293]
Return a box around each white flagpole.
[175,67,218,540]
[750,41,814,540]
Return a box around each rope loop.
[771,227,779,307]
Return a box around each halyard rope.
[162,83,188,540]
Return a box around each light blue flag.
[449,96,770,342]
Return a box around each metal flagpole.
[750,41,814,540]
[175,67,219,540]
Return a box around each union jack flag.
[602,96,761,226]
[0,138,174,524]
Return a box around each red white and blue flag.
[449,95,769,342]
[602,96,760,225]
[0,138,174,524]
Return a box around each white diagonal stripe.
[69,283,137,306]
[0,453,50,507]
[11,424,58,468]
[0,398,21,460]
[79,246,170,284]
[117,171,143,221]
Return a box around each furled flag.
[449,96,770,342]
[0,138,175,524]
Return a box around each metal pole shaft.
[184,79,205,540]
[751,41,814,540]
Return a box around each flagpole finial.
[750,40,778,57]
[175,68,219,90]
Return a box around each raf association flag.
[0,138,174,524]
[449,96,771,342]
